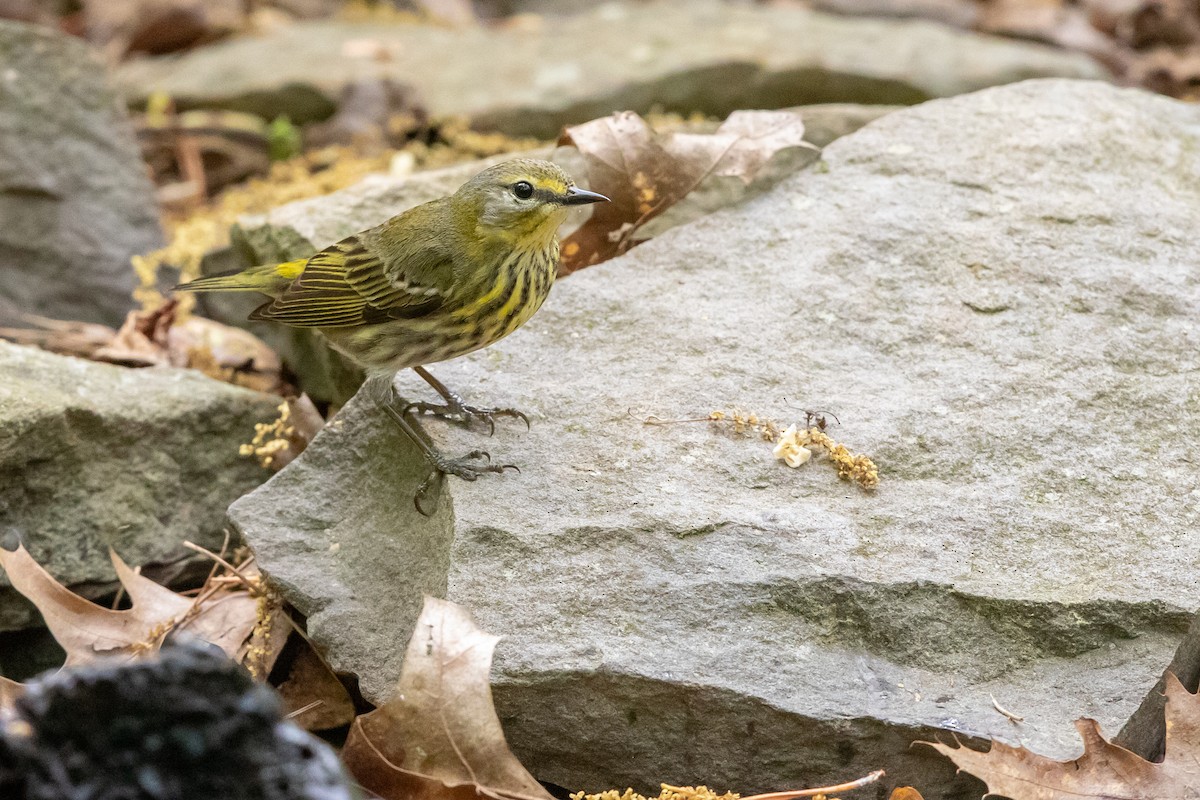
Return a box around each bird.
[175,158,608,513]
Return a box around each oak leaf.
[0,543,260,669]
[923,672,1200,799]
[558,110,818,274]
[341,596,552,800]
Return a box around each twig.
[637,410,714,425]
[200,529,232,588]
[175,130,208,206]
[739,771,885,800]
[182,540,257,593]
[990,693,1025,723]
[286,700,323,720]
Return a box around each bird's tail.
[174,259,307,297]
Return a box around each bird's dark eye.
[512,181,534,200]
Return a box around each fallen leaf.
[558,110,818,274]
[341,596,552,800]
[1127,45,1200,100]
[922,672,1200,798]
[167,313,283,393]
[82,0,245,59]
[0,314,117,359]
[92,297,177,367]
[0,299,284,393]
[0,544,260,669]
[278,643,356,731]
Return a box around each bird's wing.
[250,236,445,328]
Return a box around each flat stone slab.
[0,342,279,631]
[230,79,1200,798]
[114,1,1107,136]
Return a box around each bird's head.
[455,159,608,249]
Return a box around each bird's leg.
[404,365,530,436]
[376,381,518,516]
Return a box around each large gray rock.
[229,80,1200,798]
[0,21,162,326]
[0,342,279,631]
[114,1,1107,136]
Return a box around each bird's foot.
[414,449,520,516]
[405,395,530,436]
[434,449,520,480]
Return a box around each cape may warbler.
[177,159,607,512]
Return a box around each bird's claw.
[413,449,519,516]
[404,400,530,436]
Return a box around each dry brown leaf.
[0,314,117,359]
[165,314,283,393]
[341,596,552,800]
[92,298,177,367]
[0,544,260,669]
[923,672,1200,799]
[1,299,283,392]
[1128,45,1200,100]
[977,0,1067,40]
[278,643,356,731]
[558,110,817,274]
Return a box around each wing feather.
[250,237,445,327]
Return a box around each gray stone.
[0,341,279,631]
[791,103,904,147]
[0,21,163,327]
[114,1,1107,136]
[226,391,454,705]
[229,79,1200,797]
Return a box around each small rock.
[0,341,279,631]
[3,640,355,800]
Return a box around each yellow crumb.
[241,401,295,469]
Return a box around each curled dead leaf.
[0,299,283,393]
[278,643,356,732]
[558,110,818,274]
[341,596,552,800]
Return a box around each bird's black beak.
[562,186,609,206]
